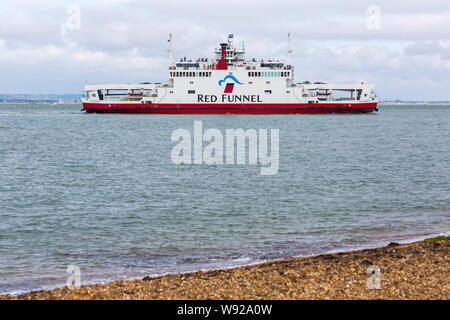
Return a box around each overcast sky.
[1,0,449,100]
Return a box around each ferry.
[81,34,378,114]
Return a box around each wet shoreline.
[2,237,448,300]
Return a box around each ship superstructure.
[82,34,378,114]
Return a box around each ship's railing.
[170,61,290,71]
[333,97,357,101]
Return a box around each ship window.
[258,72,261,77]
[265,90,272,94]
[170,91,173,93]
[188,90,195,94]
[266,81,270,84]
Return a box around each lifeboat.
[316,92,331,96]
[128,92,143,96]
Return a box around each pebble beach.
[2,237,448,300]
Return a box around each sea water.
[0,104,449,294]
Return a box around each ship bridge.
[169,34,291,73]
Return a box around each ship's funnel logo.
[218,75,244,93]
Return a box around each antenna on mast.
[168,33,173,67]
[228,34,234,44]
[287,32,293,67]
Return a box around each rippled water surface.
[0,104,449,294]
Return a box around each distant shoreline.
[378,102,450,105]
[2,236,447,300]
[0,102,81,105]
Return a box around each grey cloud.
[0,0,450,99]
[404,41,450,58]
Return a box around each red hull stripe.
[82,102,378,114]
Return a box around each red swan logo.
[218,75,245,93]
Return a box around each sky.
[0,0,449,100]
